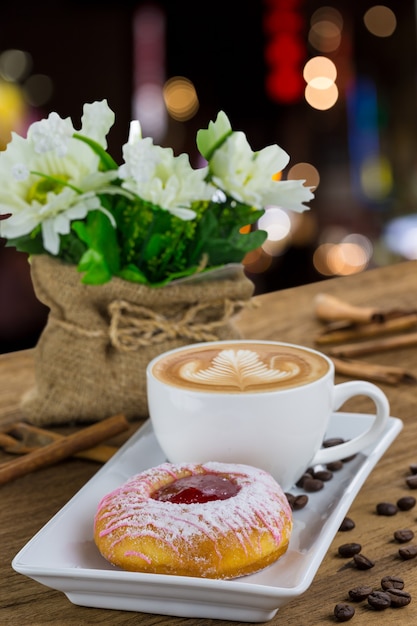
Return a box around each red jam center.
[152,473,241,504]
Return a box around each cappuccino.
[147,340,391,490]
[151,341,329,393]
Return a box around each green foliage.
[6,192,266,287]
[190,199,266,267]
[6,227,45,256]
[107,194,266,287]
[72,133,118,171]
[72,210,120,284]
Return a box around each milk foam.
[179,349,300,390]
[152,342,330,392]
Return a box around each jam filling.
[152,473,241,504]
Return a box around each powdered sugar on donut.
[94,461,293,579]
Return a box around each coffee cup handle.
[309,381,390,466]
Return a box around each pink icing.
[94,461,292,568]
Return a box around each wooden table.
[2,260,417,625]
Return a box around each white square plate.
[12,412,402,623]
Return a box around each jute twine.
[21,255,254,426]
[49,297,247,350]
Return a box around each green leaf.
[73,133,118,171]
[201,229,267,266]
[77,249,112,284]
[75,210,120,271]
[117,264,149,284]
[5,230,45,255]
[196,111,233,161]
[186,199,266,268]
[142,232,169,261]
[72,209,121,284]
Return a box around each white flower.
[260,178,315,212]
[12,163,30,181]
[127,120,142,144]
[1,187,101,254]
[119,135,213,220]
[80,100,115,148]
[119,137,161,184]
[0,102,316,283]
[0,101,117,253]
[208,131,313,212]
[28,112,74,156]
[197,110,315,213]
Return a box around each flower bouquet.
[0,101,314,425]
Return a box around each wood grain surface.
[2,260,417,625]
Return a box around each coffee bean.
[399,544,417,560]
[296,473,312,488]
[381,575,404,590]
[367,590,391,610]
[394,528,414,543]
[353,553,375,570]
[326,460,344,471]
[285,493,295,506]
[313,469,333,481]
[285,493,309,510]
[339,517,355,532]
[405,474,417,489]
[338,542,362,558]
[341,454,357,463]
[292,494,309,510]
[397,495,416,510]
[348,585,373,601]
[376,502,398,516]
[385,588,412,607]
[409,463,417,475]
[334,603,355,622]
[323,437,345,447]
[302,477,324,492]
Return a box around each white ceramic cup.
[146,340,390,491]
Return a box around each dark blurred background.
[1,0,416,352]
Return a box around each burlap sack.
[21,255,254,426]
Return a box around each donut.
[94,461,292,579]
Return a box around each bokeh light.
[242,247,273,273]
[132,4,166,141]
[23,74,53,107]
[163,76,199,121]
[303,52,339,111]
[305,81,339,110]
[287,162,320,189]
[342,233,374,259]
[133,84,167,140]
[308,7,343,53]
[0,80,26,147]
[384,215,417,259]
[303,56,337,88]
[258,207,292,242]
[313,232,373,276]
[364,6,397,37]
[360,155,393,200]
[0,49,32,81]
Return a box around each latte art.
[180,349,301,390]
[152,342,330,392]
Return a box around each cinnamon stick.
[0,414,129,486]
[316,314,417,345]
[327,331,417,358]
[331,356,416,385]
[2,422,118,462]
[314,293,381,323]
[314,293,416,324]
